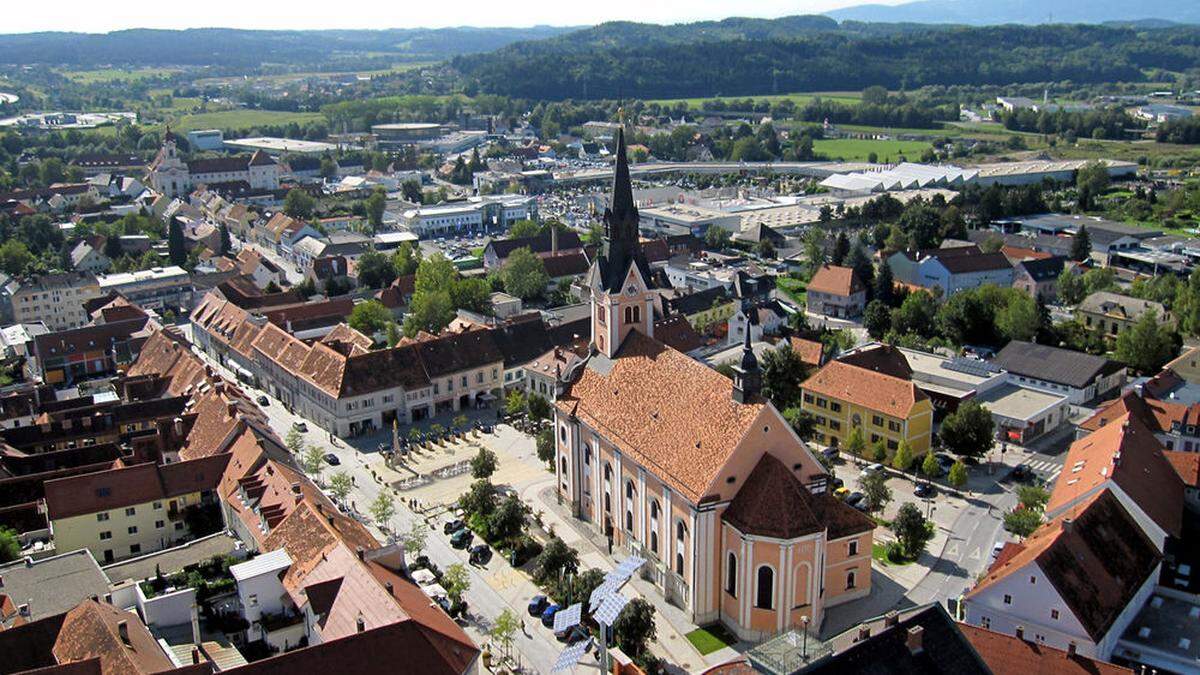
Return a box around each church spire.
[732,303,761,403]
[608,126,636,239]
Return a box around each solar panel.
[594,592,629,626]
[942,357,999,378]
[616,555,646,578]
[553,603,583,632]
[551,639,593,673]
[589,579,618,611]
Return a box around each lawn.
[647,91,861,109]
[812,138,932,163]
[776,276,807,305]
[685,625,739,655]
[162,109,326,132]
[872,542,914,567]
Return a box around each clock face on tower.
[625,285,638,296]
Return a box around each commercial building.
[186,129,225,151]
[887,245,1013,296]
[993,341,1125,405]
[400,195,536,238]
[222,136,341,155]
[97,266,194,313]
[371,122,450,144]
[3,272,103,331]
[974,383,1070,445]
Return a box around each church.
[553,129,876,641]
[148,131,280,198]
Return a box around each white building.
[399,195,535,238]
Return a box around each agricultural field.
[646,91,862,109]
[194,62,434,88]
[812,137,932,162]
[60,67,181,84]
[161,109,325,132]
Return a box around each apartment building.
[5,272,103,331]
[800,360,935,454]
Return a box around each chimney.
[857,626,871,642]
[883,611,898,628]
[906,626,924,655]
[356,546,365,561]
[356,616,366,633]
[117,620,131,646]
[385,582,394,596]
[551,225,559,254]
[1061,519,1072,533]
[191,648,200,665]
[103,593,112,604]
[1015,626,1025,641]
[173,417,184,437]
[1067,642,1077,657]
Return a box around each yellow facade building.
[800,360,934,455]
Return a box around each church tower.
[588,127,654,358]
[148,129,189,198]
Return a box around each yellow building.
[800,360,934,454]
[43,455,228,564]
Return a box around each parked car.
[860,463,886,478]
[914,483,936,499]
[540,604,561,628]
[935,454,956,473]
[443,519,466,535]
[528,595,550,617]
[469,544,493,566]
[323,453,340,466]
[292,421,308,432]
[830,477,845,490]
[822,447,839,462]
[1011,465,1033,481]
[450,529,473,549]
[256,395,269,406]
[991,541,1006,560]
[834,486,851,500]
[845,492,866,508]
[556,624,589,644]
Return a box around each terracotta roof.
[723,453,874,540]
[1048,413,1184,538]
[1164,450,1200,488]
[968,490,1161,642]
[1078,390,1200,435]
[52,599,173,675]
[190,294,263,361]
[807,265,864,297]
[1002,245,1054,262]
[653,315,704,353]
[44,454,229,520]
[556,331,766,503]
[541,252,590,278]
[960,623,1133,675]
[179,383,267,461]
[789,337,825,367]
[802,360,927,419]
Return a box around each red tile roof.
[52,599,173,675]
[789,337,825,367]
[1164,450,1200,488]
[125,330,208,397]
[807,265,864,297]
[44,454,229,520]
[723,453,874,540]
[802,360,927,419]
[968,490,1161,642]
[960,624,1132,675]
[1048,413,1184,538]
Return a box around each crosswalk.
[1019,458,1063,483]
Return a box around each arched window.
[756,566,775,610]
[726,552,738,596]
[846,570,857,590]
[584,445,592,466]
[650,531,658,554]
[604,493,611,513]
[676,521,686,542]
[625,510,633,531]
[604,463,612,482]
[675,552,684,575]
[560,426,567,442]
[560,457,568,476]
[650,500,659,520]
[632,306,641,324]
[625,481,634,499]
[624,306,633,324]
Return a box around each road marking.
[946,542,961,559]
[967,546,981,561]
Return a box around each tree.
[167,218,186,267]
[761,345,807,409]
[491,609,519,659]
[995,292,1040,342]
[356,250,397,289]
[285,428,304,454]
[873,262,895,306]
[892,503,934,559]
[870,440,888,463]
[0,527,19,563]
[948,461,968,490]
[891,441,915,472]
[921,451,940,479]
[393,242,422,276]
[328,471,353,504]
[500,247,549,300]
[366,187,387,229]
[863,300,891,340]
[471,447,498,479]
[534,537,579,585]
[527,393,551,421]
[939,400,995,459]
[300,445,325,476]
[858,470,892,512]
[401,180,423,204]
[1114,312,1180,374]
[1057,269,1085,305]
[459,479,498,518]
[402,521,428,560]
[831,232,850,265]
[1004,506,1043,538]
[1070,225,1091,261]
[403,289,454,337]
[283,189,315,220]
[0,240,37,276]
[705,224,731,250]
[442,563,471,606]
[1016,484,1050,512]
[218,224,232,255]
[584,222,605,245]
[614,598,657,658]
[320,155,338,179]
[349,300,391,336]
[845,425,867,461]
[505,389,527,416]
[368,491,396,531]
[536,427,555,465]
[487,493,528,542]
[803,228,826,275]
[782,407,816,440]
[508,219,543,239]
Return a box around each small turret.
[732,304,761,403]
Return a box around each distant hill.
[453,17,1200,100]
[827,0,1200,26]
[0,26,578,68]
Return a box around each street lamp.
[801,615,810,659]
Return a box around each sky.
[2,0,906,33]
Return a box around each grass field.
[646,91,861,109]
[62,68,180,84]
[776,276,808,305]
[194,63,434,88]
[813,138,931,162]
[685,626,739,655]
[162,109,326,132]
